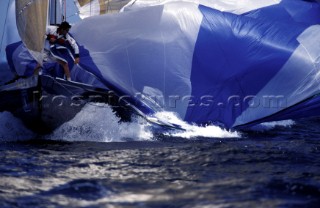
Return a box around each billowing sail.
[15,0,48,65]
[7,0,320,129]
[75,0,131,18]
[71,0,320,128]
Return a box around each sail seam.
[18,0,35,15]
[299,43,316,66]
[125,45,134,91]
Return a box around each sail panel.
[15,0,48,65]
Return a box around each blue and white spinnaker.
[5,0,320,129]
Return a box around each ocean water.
[0,104,320,207]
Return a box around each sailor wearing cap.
[34,21,80,81]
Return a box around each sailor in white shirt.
[35,21,80,81]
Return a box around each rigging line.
[161,31,167,98]
[64,0,67,21]
[0,0,11,57]
[130,0,138,6]
[54,0,57,24]
[90,0,92,16]
[125,45,134,91]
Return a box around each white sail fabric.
[15,0,48,65]
[122,0,281,14]
[75,0,131,18]
[72,2,203,118]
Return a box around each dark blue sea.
[0,104,320,208]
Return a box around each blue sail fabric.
[5,0,320,129]
[186,3,318,127]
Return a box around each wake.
[0,103,253,142]
[46,103,241,142]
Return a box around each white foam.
[249,119,295,131]
[46,103,240,142]
[155,111,241,139]
[0,111,36,141]
[46,103,153,142]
